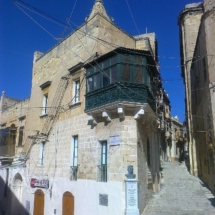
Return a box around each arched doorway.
[11,173,23,215]
[33,189,44,215]
[62,192,74,215]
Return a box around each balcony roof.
[84,47,155,68]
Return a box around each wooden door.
[62,192,74,215]
[33,189,44,215]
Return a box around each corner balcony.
[84,47,159,123]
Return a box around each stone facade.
[170,117,184,162]
[178,2,204,176]
[0,1,170,214]
[179,0,215,194]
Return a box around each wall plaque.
[109,135,120,146]
[99,194,108,206]
[125,180,139,215]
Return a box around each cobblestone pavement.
[142,162,215,215]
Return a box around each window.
[39,142,45,166]
[134,55,142,65]
[70,136,78,180]
[111,55,117,64]
[103,70,110,87]
[71,136,78,167]
[74,80,80,104]
[18,126,24,146]
[100,141,107,182]
[87,77,93,92]
[103,60,109,69]
[110,66,117,83]
[134,67,143,83]
[123,55,130,63]
[122,65,131,82]
[94,73,101,90]
[42,94,48,115]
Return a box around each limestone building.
[179,0,215,193]
[170,116,185,162]
[0,1,171,214]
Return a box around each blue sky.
[0,0,201,122]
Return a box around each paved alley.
[142,162,215,215]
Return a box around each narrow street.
[142,162,215,215]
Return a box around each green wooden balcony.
[84,48,159,113]
[85,82,155,111]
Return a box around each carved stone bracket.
[102,110,111,122]
[118,107,125,119]
[134,107,144,120]
[88,114,97,125]
[209,81,215,92]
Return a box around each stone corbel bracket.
[117,107,125,119]
[134,107,145,120]
[102,110,111,122]
[209,81,215,92]
[141,115,149,125]
[88,114,97,125]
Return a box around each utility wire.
[125,0,140,34]
[12,1,215,123]
[59,0,78,38]
[13,0,212,61]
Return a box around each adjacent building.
[0,1,172,214]
[179,0,215,193]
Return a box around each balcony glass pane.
[94,74,101,90]
[87,77,93,92]
[95,64,102,72]
[134,55,142,65]
[111,55,117,64]
[122,65,131,82]
[123,55,130,63]
[103,60,109,69]
[134,67,143,83]
[143,57,147,66]
[103,70,110,87]
[87,68,94,76]
[110,66,117,83]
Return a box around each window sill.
[16,145,23,148]
[69,102,81,108]
[40,113,48,118]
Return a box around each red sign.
[30,178,49,189]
